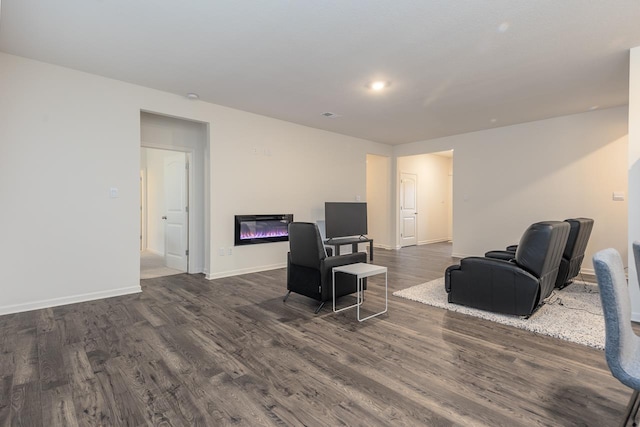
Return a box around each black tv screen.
[325,202,368,239]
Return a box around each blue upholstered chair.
[593,246,640,426]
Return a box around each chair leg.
[314,301,325,314]
[557,280,573,290]
[524,302,545,319]
[621,389,640,427]
[283,290,291,303]
[631,390,640,427]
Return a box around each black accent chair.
[445,221,570,316]
[284,222,367,314]
[485,218,593,289]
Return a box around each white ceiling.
[2,1,640,145]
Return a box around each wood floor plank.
[8,381,42,426]
[37,329,68,391]
[0,242,632,426]
[70,377,115,425]
[0,375,11,423]
[11,333,38,386]
[40,384,80,427]
[106,354,189,427]
[96,363,148,426]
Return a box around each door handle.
[162,216,167,220]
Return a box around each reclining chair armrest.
[445,264,460,292]
[485,250,516,261]
[323,252,367,270]
[506,245,518,252]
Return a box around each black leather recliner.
[445,221,570,316]
[485,218,593,289]
[284,222,367,313]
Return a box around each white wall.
[628,46,640,320]
[0,52,391,314]
[394,106,629,273]
[366,154,392,249]
[397,153,453,245]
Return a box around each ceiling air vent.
[321,112,341,118]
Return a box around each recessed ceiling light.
[186,93,199,100]
[368,81,390,91]
[498,22,510,33]
[490,118,497,123]
[589,105,599,110]
[321,112,341,118]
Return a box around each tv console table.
[324,237,374,261]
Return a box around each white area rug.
[393,277,605,349]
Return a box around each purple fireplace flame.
[235,214,293,245]
[240,228,289,240]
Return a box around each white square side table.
[332,262,388,321]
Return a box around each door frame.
[140,169,147,251]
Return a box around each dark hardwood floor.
[0,243,630,426]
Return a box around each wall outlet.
[613,191,625,201]
[218,247,225,256]
[228,247,233,255]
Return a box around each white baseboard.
[418,238,450,245]
[451,252,474,259]
[0,285,142,316]
[373,243,393,250]
[206,263,286,280]
[580,267,595,276]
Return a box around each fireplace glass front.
[234,214,294,246]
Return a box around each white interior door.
[164,152,188,271]
[400,172,418,247]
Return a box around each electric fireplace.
[234,214,294,246]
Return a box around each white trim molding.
[418,238,450,245]
[451,252,473,259]
[0,285,142,316]
[373,243,393,250]
[206,263,286,280]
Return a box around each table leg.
[333,270,360,314]
[357,270,388,322]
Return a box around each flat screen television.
[324,202,368,239]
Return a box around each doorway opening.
[396,150,453,251]
[140,111,208,280]
[140,148,189,278]
[366,154,392,249]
